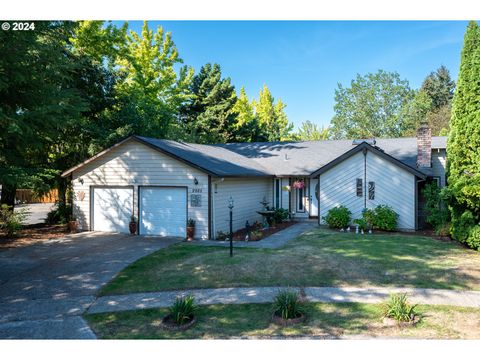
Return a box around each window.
[368,181,375,200]
[275,179,280,209]
[298,186,304,211]
[356,178,363,197]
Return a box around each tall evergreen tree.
[231,87,262,142]
[296,121,331,141]
[446,21,480,250]
[179,63,237,143]
[254,85,293,141]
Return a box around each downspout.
[210,177,225,239]
[363,148,367,209]
[318,175,321,225]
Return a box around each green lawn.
[99,227,480,296]
[85,302,480,339]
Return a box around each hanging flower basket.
[292,180,305,189]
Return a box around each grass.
[85,302,480,339]
[99,227,480,296]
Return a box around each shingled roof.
[62,135,447,178]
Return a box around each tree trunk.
[0,183,17,208]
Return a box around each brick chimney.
[416,124,432,168]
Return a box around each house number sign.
[192,188,202,193]
[191,194,202,207]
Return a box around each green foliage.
[331,70,414,139]
[370,205,398,231]
[216,231,228,241]
[0,204,27,237]
[323,206,352,229]
[179,63,237,143]
[446,21,480,250]
[383,293,417,322]
[466,226,480,250]
[296,121,331,141]
[187,218,196,227]
[168,295,197,325]
[273,208,289,223]
[421,182,450,235]
[420,65,455,110]
[46,202,72,225]
[400,90,433,136]
[272,290,304,320]
[353,218,369,231]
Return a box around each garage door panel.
[140,187,187,237]
[93,187,133,233]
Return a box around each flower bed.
[218,221,297,242]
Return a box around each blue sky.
[120,21,467,129]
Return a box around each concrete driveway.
[0,232,181,339]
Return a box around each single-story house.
[62,125,446,239]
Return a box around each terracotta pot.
[161,314,196,331]
[129,222,137,235]
[67,220,78,233]
[271,312,305,326]
[186,226,195,241]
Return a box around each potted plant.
[67,215,78,233]
[186,218,195,241]
[129,215,137,235]
[161,295,197,331]
[292,180,305,189]
[382,293,419,327]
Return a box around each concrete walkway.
[191,221,317,249]
[87,286,480,315]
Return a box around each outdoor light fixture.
[194,177,199,185]
[78,178,84,185]
[228,196,234,210]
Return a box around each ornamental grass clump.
[383,293,418,323]
[273,289,304,320]
[168,295,197,325]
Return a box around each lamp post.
[228,196,234,257]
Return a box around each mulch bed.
[224,221,298,242]
[0,223,69,249]
[160,315,196,331]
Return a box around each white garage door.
[140,187,187,237]
[93,187,133,233]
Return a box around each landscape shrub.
[383,293,417,322]
[46,201,71,224]
[353,218,369,231]
[168,295,196,325]
[273,208,289,223]
[272,290,304,320]
[323,206,351,229]
[422,182,450,235]
[372,205,398,231]
[0,204,27,237]
[467,225,480,250]
[216,231,228,241]
[450,209,475,243]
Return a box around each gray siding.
[213,177,272,237]
[319,151,365,224]
[71,139,210,239]
[319,150,416,230]
[431,149,447,187]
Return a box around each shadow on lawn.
[294,230,480,290]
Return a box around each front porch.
[272,177,319,220]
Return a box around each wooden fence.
[15,189,59,204]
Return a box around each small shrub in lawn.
[323,206,351,229]
[168,295,197,325]
[383,293,417,323]
[273,289,304,320]
[0,204,27,237]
